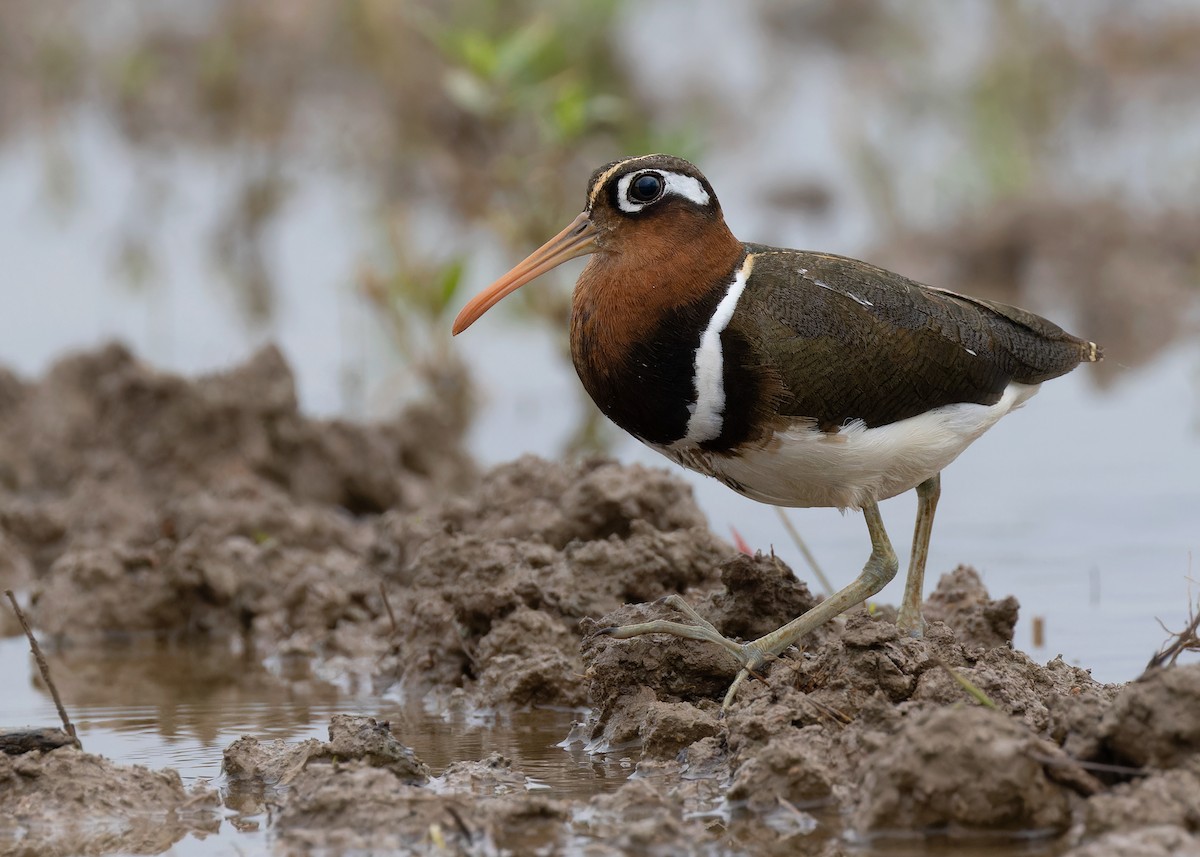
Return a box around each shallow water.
[0,635,633,855]
[2,635,1094,857]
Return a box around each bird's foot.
[597,509,902,711]
[596,594,776,710]
[895,605,927,639]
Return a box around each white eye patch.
[616,170,711,214]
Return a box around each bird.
[452,154,1102,708]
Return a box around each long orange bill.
[452,212,598,335]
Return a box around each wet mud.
[2,346,1199,856]
[0,744,220,857]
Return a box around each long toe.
[597,605,797,711]
[598,614,748,664]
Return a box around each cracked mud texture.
[3,347,1199,855]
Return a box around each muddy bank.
[576,568,1200,853]
[3,347,735,707]
[3,346,1199,855]
[0,343,473,640]
[210,657,1200,855]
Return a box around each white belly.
[656,382,1040,510]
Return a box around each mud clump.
[572,777,718,855]
[1064,826,1200,857]
[0,745,219,856]
[373,454,733,707]
[0,343,475,644]
[1100,664,1200,769]
[1083,765,1200,839]
[323,714,428,780]
[224,715,428,789]
[223,736,324,789]
[923,564,1020,650]
[274,761,568,856]
[851,706,1072,833]
[253,719,569,856]
[223,715,430,820]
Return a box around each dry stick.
[1147,568,1199,671]
[379,582,398,637]
[1148,599,1200,670]
[4,590,81,750]
[1027,752,1148,778]
[774,507,835,597]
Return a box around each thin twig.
[774,507,835,597]
[444,804,475,846]
[1027,752,1149,778]
[806,697,853,726]
[379,583,398,637]
[4,590,81,750]
[1146,567,1199,671]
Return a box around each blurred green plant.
[358,221,466,366]
[350,0,703,451]
[845,3,1092,224]
[965,3,1081,199]
[0,0,705,453]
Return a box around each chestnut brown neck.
[568,215,744,445]
[570,215,743,374]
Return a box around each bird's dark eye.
[629,172,663,203]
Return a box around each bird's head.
[451,154,729,335]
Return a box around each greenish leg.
[599,499,899,710]
[896,474,940,637]
[601,593,746,662]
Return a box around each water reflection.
[0,636,627,797]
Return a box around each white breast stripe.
[674,254,754,447]
[616,171,711,214]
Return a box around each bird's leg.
[896,474,940,637]
[598,500,899,710]
[724,499,898,705]
[598,593,747,662]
